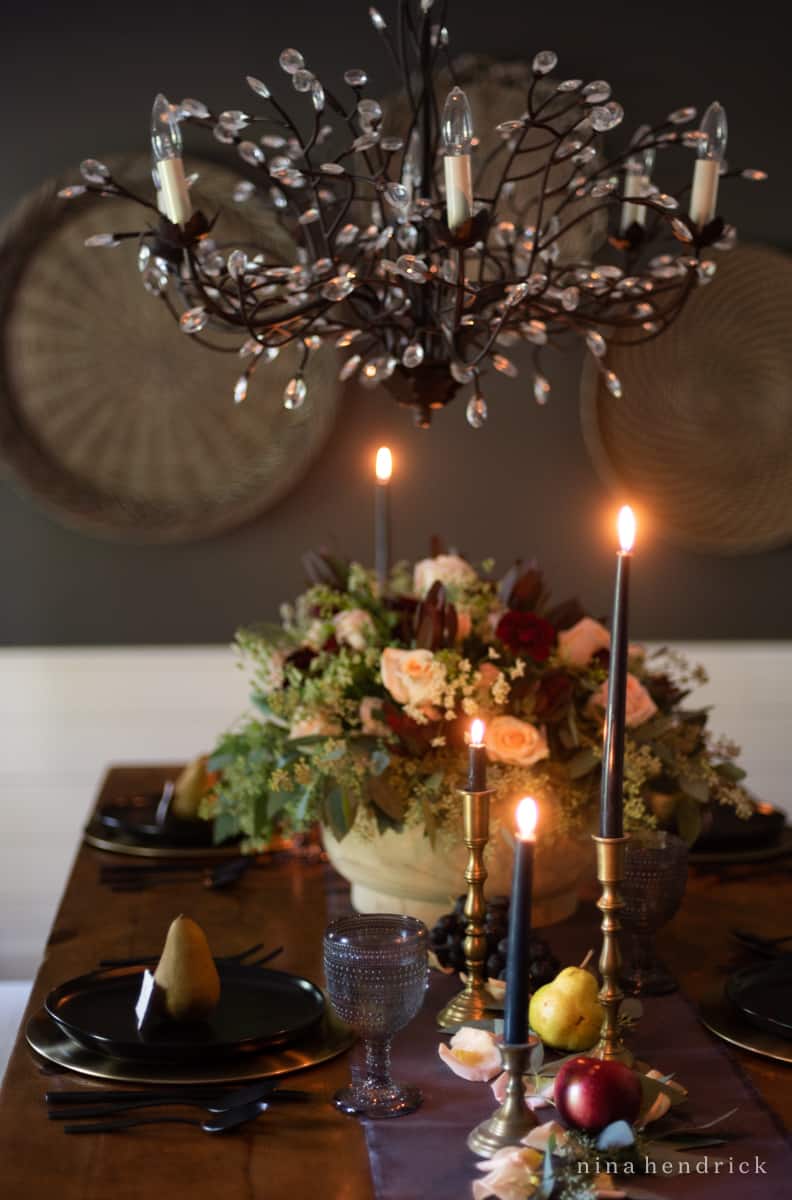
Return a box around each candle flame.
[375,446,393,483]
[516,796,538,840]
[470,718,485,747]
[618,505,636,553]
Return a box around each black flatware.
[96,944,282,971]
[99,857,252,892]
[63,1097,269,1135]
[47,1081,308,1119]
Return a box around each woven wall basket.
[581,243,792,554]
[0,156,337,543]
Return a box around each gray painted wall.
[0,1,789,644]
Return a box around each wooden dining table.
[1,765,790,1199]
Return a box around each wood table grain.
[0,766,373,1200]
[1,766,790,1198]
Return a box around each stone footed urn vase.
[322,790,591,928]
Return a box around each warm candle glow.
[470,718,485,747]
[375,446,393,483]
[516,796,538,841]
[617,505,636,553]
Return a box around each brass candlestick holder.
[467,1042,538,1157]
[592,834,634,1065]
[437,787,500,1030]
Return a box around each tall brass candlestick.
[592,834,633,1065]
[437,771,499,1029]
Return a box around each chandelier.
[65,1,765,428]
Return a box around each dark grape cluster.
[429,894,560,985]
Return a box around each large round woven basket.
[0,156,337,542]
[581,244,792,554]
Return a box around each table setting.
[3,495,792,1200]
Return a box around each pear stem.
[579,949,594,972]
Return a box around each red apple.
[554,1056,642,1133]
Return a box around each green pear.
[529,964,604,1052]
[171,757,211,821]
[153,915,221,1022]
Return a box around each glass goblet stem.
[363,1036,392,1089]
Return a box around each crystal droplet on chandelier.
[284,376,307,409]
[180,306,208,334]
[466,393,488,428]
[234,375,249,404]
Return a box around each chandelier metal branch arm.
[62,0,766,426]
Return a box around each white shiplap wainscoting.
[0,641,789,981]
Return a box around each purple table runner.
[324,869,792,1199]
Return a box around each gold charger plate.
[83,826,246,859]
[26,1008,353,1085]
[699,986,792,1065]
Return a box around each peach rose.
[380,648,444,707]
[359,697,389,737]
[289,710,341,739]
[558,617,611,666]
[472,1145,543,1200]
[332,608,375,651]
[438,1027,502,1082]
[588,672,658,728]
[485,715,549,767]
[413,554,477,597]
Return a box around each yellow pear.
[529,964,604,1052]
[153,915,221,1022]
[171,757,212,820]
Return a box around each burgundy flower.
[285,646,317,673]
[495,611,555,661]
[534,671,574,720]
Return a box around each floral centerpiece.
[208,548,749,922]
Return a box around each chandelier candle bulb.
[600,506,636,840]
[374,446,392,591]
[619,145,655,232]
[467,718,487,792]
[503,797,537,1046]
[151,93,192,226]
[441,86,474,233]
[689,101,728,226]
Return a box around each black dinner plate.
[94,793,238,849]
[692,802,785,854]
[724,957,792,1041]
[45,964,325,1063]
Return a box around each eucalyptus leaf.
[566,747,600,779]
[370,748,390,776]
[679,775,709,804]
[715,761,747,782]
[675,794,703,845]
[212,809,240,845]
[529,1040,545,1074]
[597,1119,635,1150]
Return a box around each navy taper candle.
[600,506,636,839]
[504,797,537,1045]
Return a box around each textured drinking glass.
[621,830,689,996]
[323,914,428,1118]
